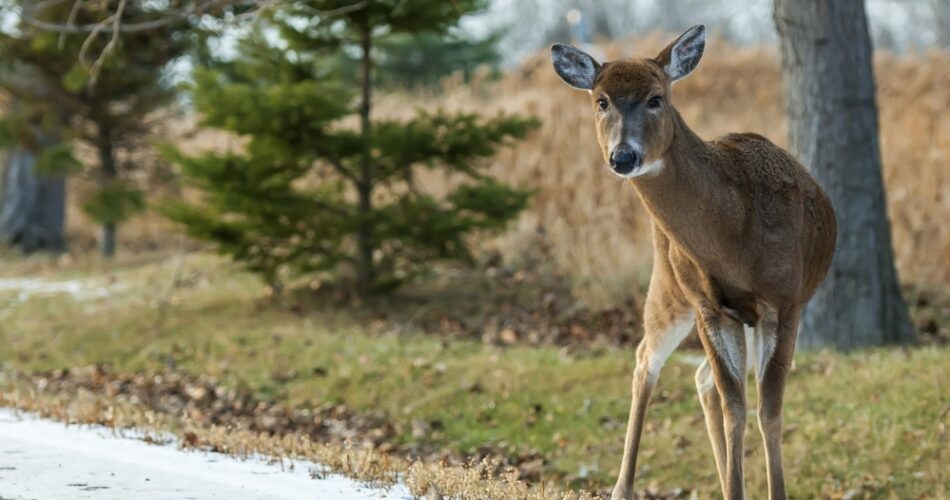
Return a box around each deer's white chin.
[613,159,664,179]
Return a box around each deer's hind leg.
[698,320,761,494]
[695,357,728,494]
[754,306,798,500]
[695,309,749,500]
[610,292,694,500]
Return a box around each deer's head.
[551,25,705,178]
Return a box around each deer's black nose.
[610,145,641,175]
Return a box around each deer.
[550,25,837,500]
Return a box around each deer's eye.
[596,98,609,111]
[647,96,663,109]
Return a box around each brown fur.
[591,60,674,166]
[554,30,837,500]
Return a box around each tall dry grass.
[376,35,949,303]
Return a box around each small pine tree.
[163,1,538,294]
[0,0,193,256]
[331,30,503,88]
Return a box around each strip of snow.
[0,278,120,303]
[0,408,412,500]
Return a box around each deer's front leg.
[611,305,694,500]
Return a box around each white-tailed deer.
[551,26,837,500]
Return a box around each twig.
[20,0,367,87]
[86,0,128,88]
[154,233,187,331]
[24,13,167,33]
[21,0,240,34]
[25,0,71,9]
[57,0,83,49]
[294,0,367,18]
[76,12,113,68]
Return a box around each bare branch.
[20,0,366,36]
[21,0,71,10]
[21,0,241,34]
[57,0,82,49]
[229,0,281,24]
[294,0,366,18]
[86,0,127,87]
[76,11,112,69]
[17,0,368,89]
[23,13,173,33]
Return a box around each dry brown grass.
[378,36,949,303]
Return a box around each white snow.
[0,277,120,303]
[0,408,413,500]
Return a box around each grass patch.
[1,252,947,497]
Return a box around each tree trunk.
[98,126,117,258]
[936,0,950,48]
[0,142,66,254]
[773,0,914,350]
[355,21,375,295]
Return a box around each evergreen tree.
[0,0,193,256]
[163,1,538,294]
[332,30,503,88]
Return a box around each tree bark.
[0,147,66,253]
[773,0,914,350]
[98,125,117,258]
[355,21,375,295]
[936,0,950,48]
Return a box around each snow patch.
[0,277,121,303]
[0,408,412,499]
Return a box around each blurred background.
[0,1,946,498]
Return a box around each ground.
[0,251,947,499]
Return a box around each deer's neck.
[631,110,731,248]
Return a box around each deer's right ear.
[551,44,601,91]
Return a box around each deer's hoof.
[610,485,634,500]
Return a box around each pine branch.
[312,198,350,217]
[326,156,359,184]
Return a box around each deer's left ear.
[656,25,705,82]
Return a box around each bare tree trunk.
[98,126,117,258]
[356,21,375,295]
[0,141,66,254]
[773,0,914,350]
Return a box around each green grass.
[1,253,947,497]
